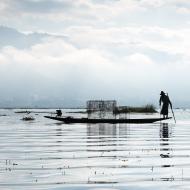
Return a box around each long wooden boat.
[44,116,172,124]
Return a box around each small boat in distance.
[44,116,172,124]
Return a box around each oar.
[170,105,176,123]
[167,93,176,123]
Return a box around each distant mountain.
[0,26,66,49]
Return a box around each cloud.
[2,0,72,12]
[1,1,190,107]
[64,25,190,61]
[0,0,190,17]
[1,0,190,32]
[0,33,190,107]
[0,26,55,49]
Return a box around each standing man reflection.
[160,123,171,159]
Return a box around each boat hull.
[44,116,172,124]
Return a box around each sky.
[0,0,190,108]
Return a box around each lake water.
[0,109,190,190]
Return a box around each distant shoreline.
[0,107,86,109]
[0,107,184,110]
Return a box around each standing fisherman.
[159,91,172,118]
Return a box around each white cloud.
[176,7,190,14]
[0,35,190,106]
[125,53,153,65]
[1,0,190,31]
[64,25,190,60]
[1,0,190,106]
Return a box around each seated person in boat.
[56,109,62,117]
[159,91,172,118]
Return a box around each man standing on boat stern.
[159,91,172,118]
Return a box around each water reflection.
[87,123,129,137]
[87,123,117,137]
[160,123,172,159]
[86,123,129,154]
[3,109,190,189]
[55,128,63,137]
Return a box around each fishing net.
[86,100,117,119]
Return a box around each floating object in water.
[0,114,7,117]
[21,116,35,121]
[44,116,172,124]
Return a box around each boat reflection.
[87,123,117,137]
[86,123,129,154]
[87,123,129,137]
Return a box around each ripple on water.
[0,109,190,190]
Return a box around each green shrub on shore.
[114,104,157,114]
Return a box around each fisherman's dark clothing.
[159,95,172,116]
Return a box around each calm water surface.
[0,109,190,190]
